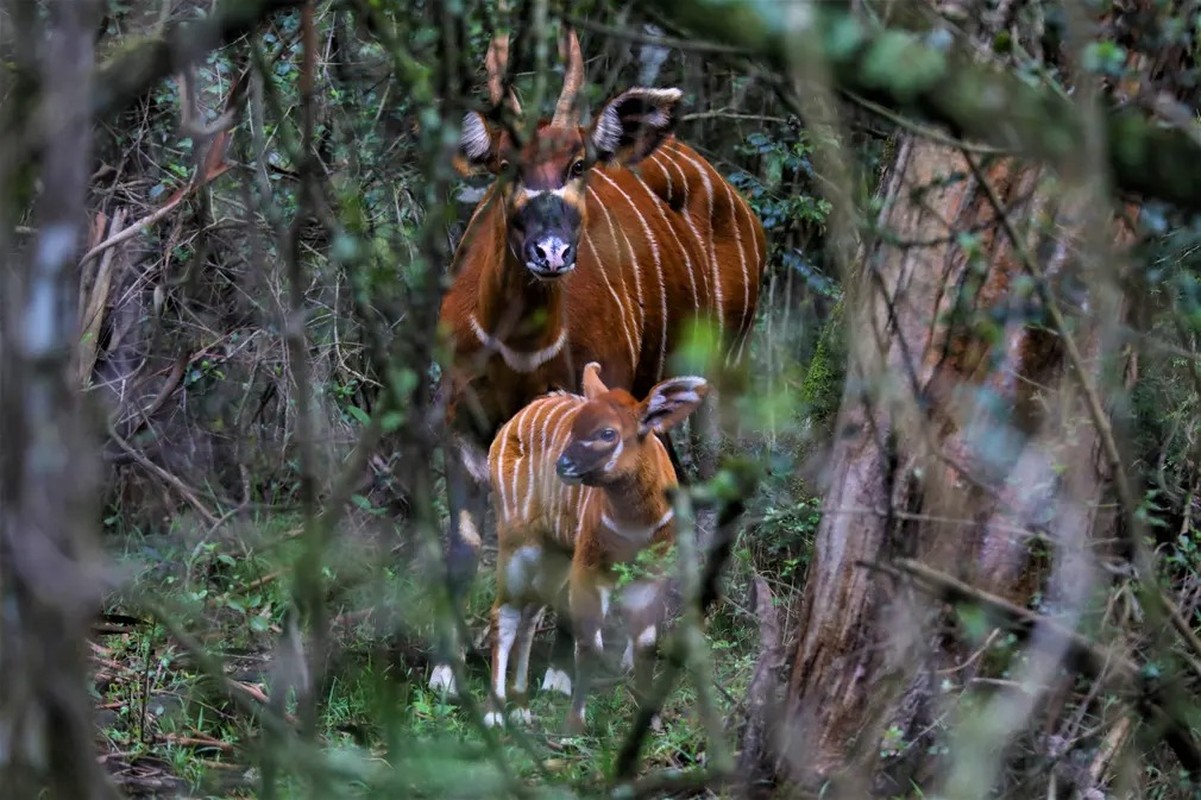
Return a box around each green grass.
[93,509,775,798]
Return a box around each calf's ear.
[637,376,708,436]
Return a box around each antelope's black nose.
[556,454,582,483]
[525,237,575,276]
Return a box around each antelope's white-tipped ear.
[457,111,496,172]
[589,87,682,165]
[582,362,608,400]
[637,375,708,434]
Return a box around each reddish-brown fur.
[429,25,766,698]
[485,363,707,731]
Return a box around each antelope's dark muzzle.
[512,193,581,279]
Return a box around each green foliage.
[612,543,677,591]
[800,298,846,425]
[731,129,833,240]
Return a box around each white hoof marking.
[541,667,573,697]
[508,707,533,726]
[483,710,505,728]
[621,640,634,672]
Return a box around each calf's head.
[457,28,682,281]
[556,362,708,486]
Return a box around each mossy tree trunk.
[766,0,1197,789]
[778,134,1131,791]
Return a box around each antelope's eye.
[599,428,617,442]
[499,158,511,172]
[569,159,586,178]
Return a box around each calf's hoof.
[483,710,505,728]
[507,706,533,726]
[563,711,586,735]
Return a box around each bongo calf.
[485,362,707,731]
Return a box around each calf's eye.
[599,428,617,442]
[570,159,586,178]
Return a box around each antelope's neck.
[470,201,567,367]
[598,441,676,544]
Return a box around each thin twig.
[680,110,789,124]
[1084,715,1132,792]
[615,463,757,779]
[77,170,226,269]
[958,153,1201,696]
[962,152,1145,566]
[846,91,1009,155]
[106,424,220,528]
[78,208,126,384]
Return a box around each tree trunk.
[777,135,1130,793]
[0,1,116,796]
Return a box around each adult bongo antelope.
[486,362,706,731]
[429,22,766,697]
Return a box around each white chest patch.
[470,315,568,374]
[505,546,542,596]
[602,508,675,543]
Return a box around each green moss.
[799,298,846,424]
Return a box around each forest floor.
[90,511,774,799]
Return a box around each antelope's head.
[458,27,682,281]
[556,362,708,487]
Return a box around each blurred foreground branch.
[648,0,1201,213]
[0,0,115,796]
[865,558,1201,777]
[615,460,759,781]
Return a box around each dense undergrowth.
[95,440,816,798]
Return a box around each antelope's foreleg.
[623,578,666,731]
[541,586,574,697]
[566,575,606,734]
[485,601,521,727]
[508,602,545,725]
[430,440,489,697]
[631,625,661,732]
